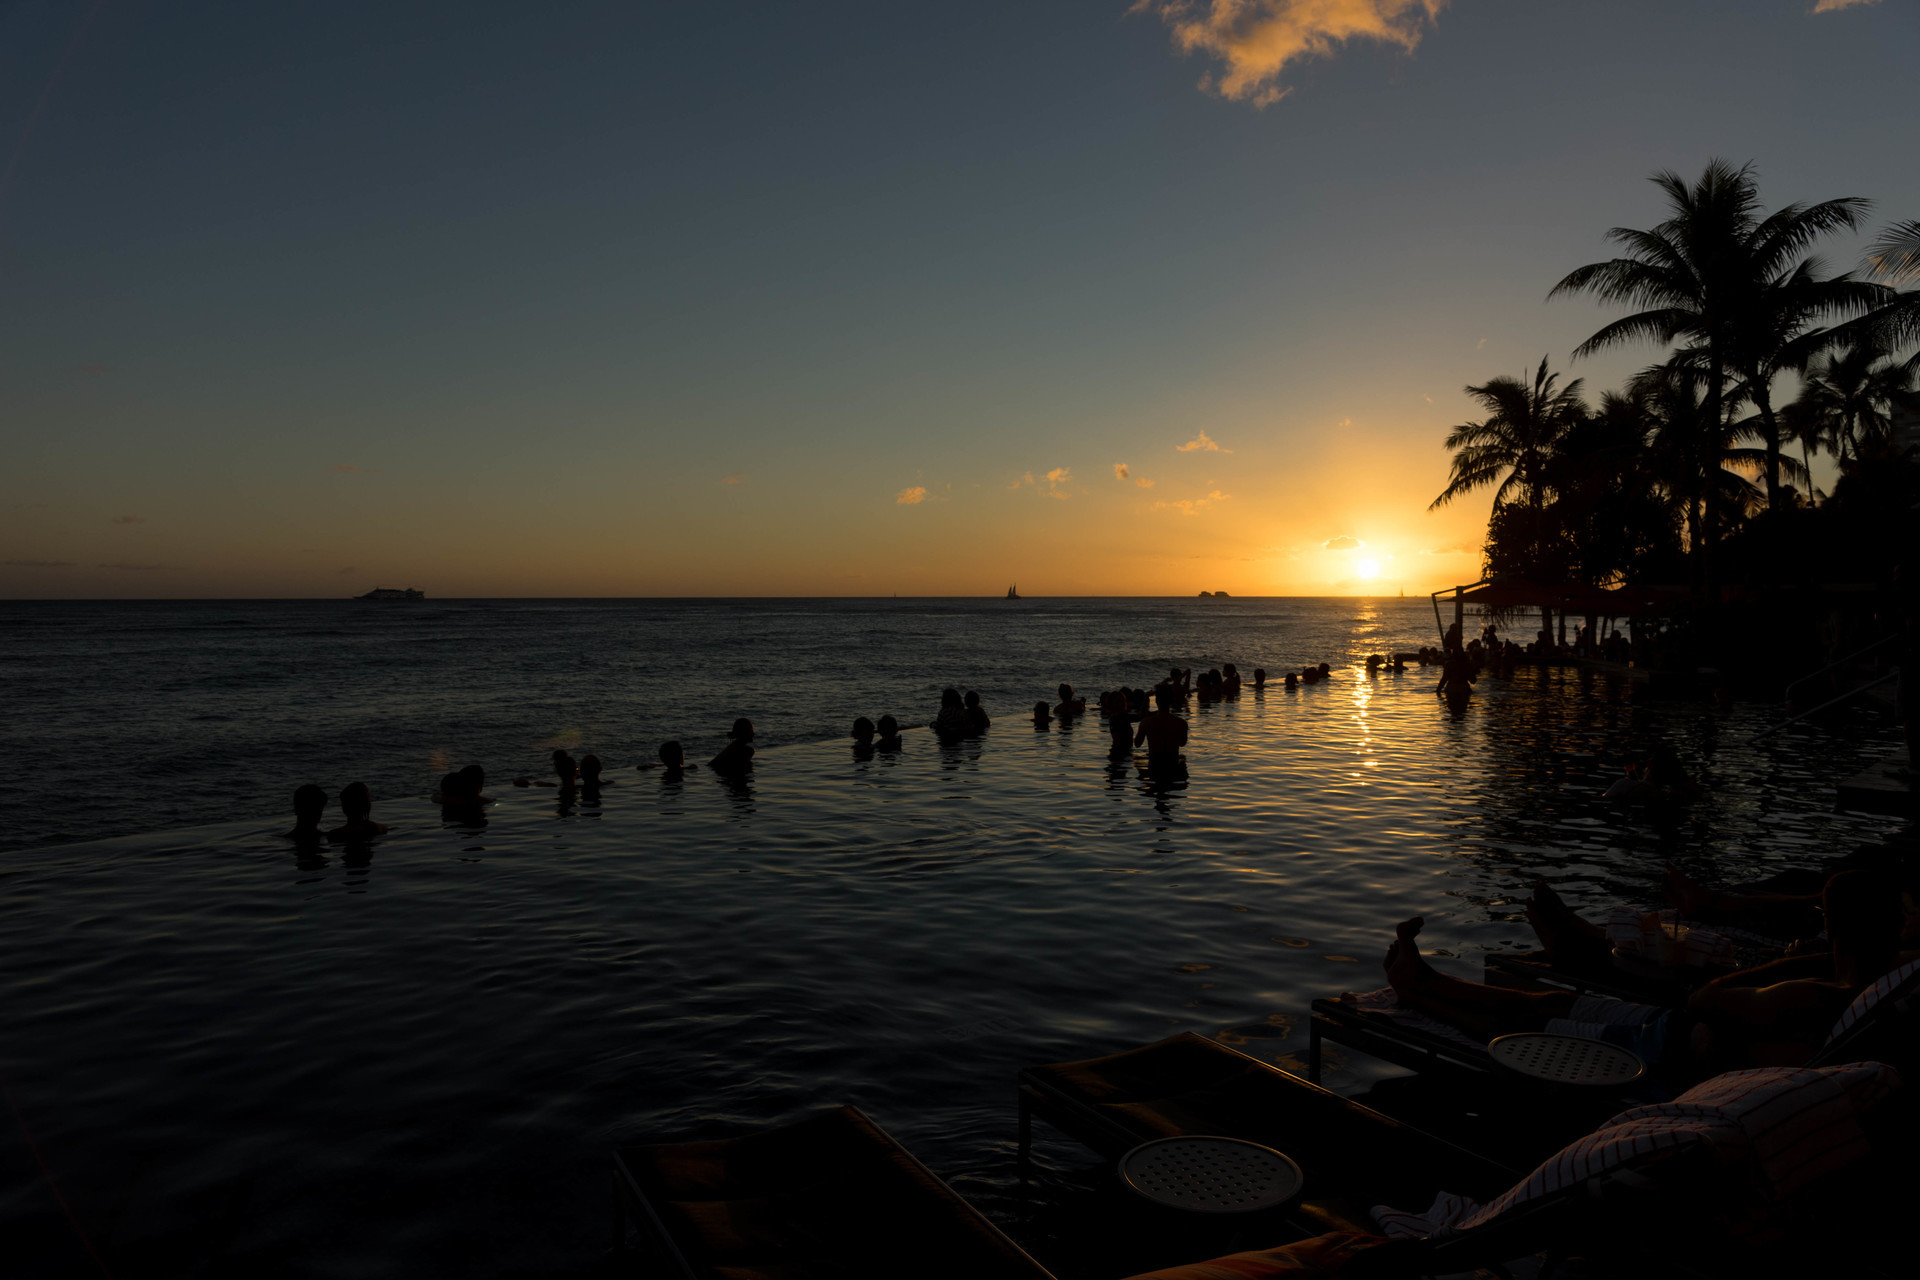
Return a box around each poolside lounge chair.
[1017,1033,1521,1234]
[1118,1061,1911,1280]
[613,1105,1052,1280]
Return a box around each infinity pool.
[2,667,1903,1276]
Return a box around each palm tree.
[1793,342,1919,466]
[1549,160,1876,515]
[1628,360,1768,592]
[1861,218,1920,373]
[1429,356,1586,515]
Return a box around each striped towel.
[1372,1062,1900,1240]
[1826,957,1920,1045]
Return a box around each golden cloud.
[1114,462,1131,480]
[1175,429,1229,453]
[1813,0,1881,11]
[720,473,745,485]
[1136,477,1156,488]
[1134,0,1445,107]
[1045,467,1073,499]
[1154,489,1231,516]
[896,486,929,505]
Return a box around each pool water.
[1,656,1904,1276]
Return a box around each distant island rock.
[357,587,425,600]
[1198,590,1231,598]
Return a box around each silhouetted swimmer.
[875,715,904,750]
[1055,683,1086,718]
[329,781,389,842]
[1105,695,1133,754]
[933,687,970,735]
[1134,687,1189,768]
[710,719,755,775]
[852,716,876,745]
[1032,701,1052,728]
[1252,667,1266,689]
[1436,650,1475,701]
[964,690,991,731]
[638,740,696,779]
[1222,663,1242,696]
[1284,671,1298,689]
[1317,662,1332,680]
[285,783,328,840]
[579,754,607,801]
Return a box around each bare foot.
[1383,917,1433,995]
[1524,880,1607,965]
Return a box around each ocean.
[0,598,1905,1276]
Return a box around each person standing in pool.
[579,754,609,802]
[1134,688,1188,766]
[964,690,992,732]
[875,715,904,749]
[1032,701,1052,728]
[1055,683,1086,718]
[285,784,328,840]
[329,781,389,842]
[710,719,756,774]
[932,688,971,736]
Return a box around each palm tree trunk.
[1751,380,1783,512]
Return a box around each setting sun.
[1356,558,1380,579]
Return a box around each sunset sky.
[2,0,1916,598]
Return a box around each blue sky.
[2,0,1915,596]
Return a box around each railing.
[1754,671,1899,740]
[1782,634,1898,708]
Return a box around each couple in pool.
[284,781,390,843]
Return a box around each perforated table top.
[1488,1032,1646,1087]
[1117,1136,1304,1214]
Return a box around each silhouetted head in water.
[876,715,901,744]
[964,690,981,708]
[1057,682,1073,703]
[289,784,328,835]
[730,718,754,741]
[1318,663,1331,677]
[1253,668,1266,686]
[460,764,486,797]
[330,781,388,841]
[552,750,577,784]
[1284,671,1298,689]
[580,755,603,788]
[658,740,685,769]
[852,717,876,743]
[941,687,963,710]
[1032,700,1051,725]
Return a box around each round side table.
[1117,1136,1304,1215]
[1488,1032,1646,1088]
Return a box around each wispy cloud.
[1419,542,1476,555]
[1114,463,1131,480]
[1474,337,1486,350]
[1136,477,1156,488]
[896,486,929,505]
[1133,0,1445,107]
[1324,535,1361,550]
[5,559,72,567]
[1045,467,1073,499]
[110,514,145,525]
[332,464,378,474]
[1175,430,1229,453]
[1154,490,1231,516]
[720,472,745,485]
[1813,0,1881,12]
[1336,416,1353,428]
